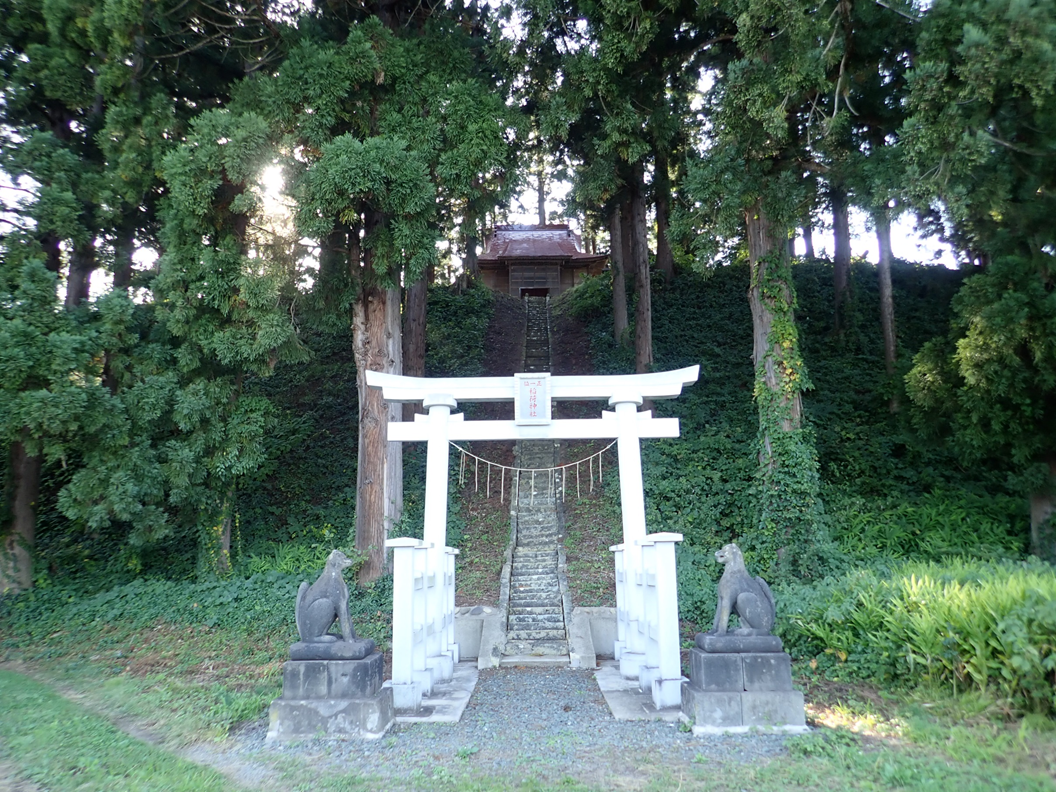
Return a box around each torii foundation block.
[267,652,394,740]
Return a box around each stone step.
[516,518,559,528]
[513,549,557,559]
[510,567,558,577]
[511,579,559,590]
[506,608,566,620]
[517,536,566,549]
[511,567,557,577]
[500,653,569,666]
[508,595,561,608]
[510,586,559,597]
[517,523,561,533]
[516,510,559,520]
[507,629,567,641]
[510,600,561,610]
[508,610,564,623]
[518,538,562,548]
[503,641,568,658]
[509,615,564,629]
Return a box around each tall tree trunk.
[746,205,803,437]
[384,285,403,546]
[353,281,391,584]
[353,210,398,584]
[1030,459,1056,563]
[402,277,428,421]
[463,235,479,280]
[609,205,629,345]
[875,210,899,412]
[42,232,63,274]
[745,201,820,576]
[113,220,136,291]
[1,437,41,593]
[631,165,653,375]
[65,240,94,308]
[831,185,852,333]
[802,219,815,259]
[654,153,675,283]
[620,199,635,294]
[217,483,236,575]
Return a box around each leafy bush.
[829,490,1028,560]
[0,570,394,650]
[778,558,1056,715]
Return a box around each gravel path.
[228,667,793,788]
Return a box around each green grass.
[0,670,239,791]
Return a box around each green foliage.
[234,281,492,562]
[903,0,1056,259]
[830,490,1027,561]
[780,558,1056,715]
[907,255,1056,468]
[785,728,860,759]
[907,254,1056,560]
[235,328,359,556]
[425,282,494,378]
[0,570,393,647]
[563,259,1031,623]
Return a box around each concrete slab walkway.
[388,662,479,724]
[594,661,684,722]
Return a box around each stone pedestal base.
[267,652,394,741]
[681,646,806,733]
[682,685,805,731]
[267,691,395,740]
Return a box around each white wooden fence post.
[422,394,458,683]
[637,539,660,693]
[610,393,648,679]
[611,543,626,660]
[647,532,684,708]
[387,537,426,711]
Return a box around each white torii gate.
[367,365,699,711]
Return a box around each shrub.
[778,557,1056,715]
[828,490,1028,561]
[0,571,394,651]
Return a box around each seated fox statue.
[290,550,375,660]
[709,543,776,636]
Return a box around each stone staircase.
[522,295,551,373]
[504,296,569,658]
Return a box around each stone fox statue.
[295,550,357,643]
[711,543,776,636]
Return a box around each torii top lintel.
[364,365,700,404]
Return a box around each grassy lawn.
[0,670,236,792]
[2,650,1054,792]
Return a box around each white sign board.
[514,373,551,425]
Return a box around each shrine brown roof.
[478,224,606,265]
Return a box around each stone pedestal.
[267,652,394,741]
[681,642,806,733]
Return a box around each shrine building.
[477,224,607,298]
